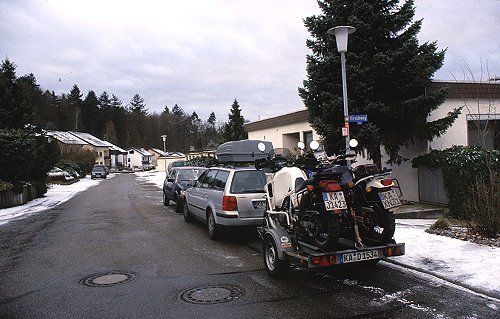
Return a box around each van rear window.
[230,170,266,194]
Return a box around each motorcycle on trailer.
[256,143,349,251]
[255,141,405,278]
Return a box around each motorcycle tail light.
[222,196,238,211]
[381,178,393,186]
[319,180,341,192]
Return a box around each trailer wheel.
[263,236,288,278]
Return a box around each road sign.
[348,114,368,124]
[342,127,349,136]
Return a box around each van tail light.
[381,178,393,187]
[319,180,341,192]
[222,196,238,211]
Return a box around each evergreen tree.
[129,93,148,115]
[0,59,34,129]
[127,94,148,146]
[109,94,128,146]
[223,99,247,142]
[172,104,184,116]
[299,0,461,167]
[68,85,83,131]
[207,111,216,126]
[98,91,112,109]
[81,91,100,135]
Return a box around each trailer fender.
[263,228,294,260]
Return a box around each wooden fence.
[0,182,45,209]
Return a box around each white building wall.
[247,122,321,148]
[428,98,498,149]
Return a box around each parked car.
[91,165,108,179]
[182,166,267,239]
[167,160,186,173]
[163,167,207,213]
[48,167,74,182]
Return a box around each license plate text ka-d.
[342,250,379,263]
[323,191,347,210]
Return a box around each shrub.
[0,181,13,191]
[0,128,60,191]
[58,147,96,175]
[466,170,500,238]
[413,146,499,237]
[429,216,451,231]
[186,156,219,167]
[413,146,499,218]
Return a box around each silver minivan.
[183,166,267,239]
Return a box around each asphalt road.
[0,173,498,319]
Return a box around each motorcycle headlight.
[180,189,185,196]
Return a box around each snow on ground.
[1,171,499,299]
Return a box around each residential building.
[46,131,92,153]
[69,131,112,167]
[149,149,186,172]
[126,148,154,170]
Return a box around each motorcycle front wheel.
[311,214,340,251]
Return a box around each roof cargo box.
[216,140,273,163]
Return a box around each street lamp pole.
[161,134,167,172]
[327,26,356,153]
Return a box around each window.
[196,170,209,187]
[212,170,229,190]
[230,170,266,194]
[467,115,499,150]
[204,170,219,188]
[304,131,313,150]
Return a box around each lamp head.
[327,26,356,53]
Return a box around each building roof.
[244,109,309,132]
[46,130,87,145]
[109,144,127,153]
[426,80,500,99]
[149,148,167,156]
[69,131,112,147]
[127,148,153,156]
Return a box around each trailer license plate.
[342,250,379,263]
[322,191,347,210]
[378,189,401,209]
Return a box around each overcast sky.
[1,0,499,123]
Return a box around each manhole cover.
[180,284,245,304]
[80,271,137,287]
